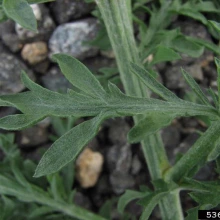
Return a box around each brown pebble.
[21,42,48,65]
[76,148,104,188]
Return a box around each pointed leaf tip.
[3,0,37,31]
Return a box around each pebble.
[73,192,92,210]
[49,18,99,60]
[50,0,95,24]
[108,118,131,145]
[106,144,132,173]
[21,42,48,65]
[15,4,55,42]
[41,66,73,93]
[164,63,203,90]
[0,49,35,95]
[19,125,48,148]
[110,170,135,194]
[0,20,23,52]
[76,148,104,188]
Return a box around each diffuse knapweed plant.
[1,0,220,219]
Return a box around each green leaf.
[172,36,204,58]
[187,37,220,55]
[196,1,220,13]
[207,140,220,162]
[152,46,181,64]
[3,0,37,31]
[27,0,54,4]
[138,191,169,220]
[207,88,218,109]
[118,189,150,213]
[128,113,174,143]
[130,63,180,102]
[208,20,220,33]
[34,112,109,177]
[181,69,211,106]
[52,53,107,102]
[0,114,46,130]
[185,207,199,220]
[0,6,7,22]
[173,7,207,25]
[189,191,220,208]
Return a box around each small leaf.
[207,88,218,109]
[207,141,220,162]
[52,54,107,102]
[172,36,204,58]
[152,46,181,64]
[34,112,110,177]
[181,69,211,106]
[208,20,220,33]
[185,207,199,220]
[130,63,180,102]
[118,189,150,213]
[138,191,168,220]
[128,113,174,143]
[0,114,46,130]
[3,0,37,31]
[196,1,220,13]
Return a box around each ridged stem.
[95,0,183,219]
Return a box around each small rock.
[100,50,115,59]
[76,148,104,188]
[73,192,92,210]
[131,155,142,175]
[15,4,55,42]
[19,125,48,147]
[174,133,199,157]
[49,18,99,60]
[0,50,35,95]
[50,0,95,24]
[106,144,132,173]
[32,59,50,74]
[108,118,130,145]
[164,65,187,89]
[0,20,22,52]
[161,124,181,163]
[21,42,48,65]
[164,63,203,90]
[41,67,73,93]
[185,64,203,81]
[173,20,211,41]
[110,170,135,194]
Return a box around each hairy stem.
[95,0,183,219]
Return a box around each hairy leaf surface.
[3,0,37,31]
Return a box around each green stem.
[95,0,183,219]
[164,121,220,182]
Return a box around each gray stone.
[108,118,130,145]
[15,4,55,42]
[41,67,73,93]
[49,18,99,60]
[73,192,92,210]
[106,143,132,173]
[161,124,181,163]
[131,155,142,175]
[50,0,95,24]
[0,50,35,95]
[0,20,22,52]
[164,63,203,90]
[110,170,135,194]
[19,125,48,147]
[174,133,199,157]
[173,20,211,41]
